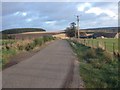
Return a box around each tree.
[65,22,76,37]
[70,22,76,30]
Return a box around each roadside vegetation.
[1,36,55,68]
[69,40,119,88]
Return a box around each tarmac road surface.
[2,40,75,88]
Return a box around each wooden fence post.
[86,40,87,46]
[113,42,115,54]
[97,41,99,48]
[84,39,85,45]
[88,40,89,46]
[87,39,88,46]
[92,40,93,48]
[104,42,106,50]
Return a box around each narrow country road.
[2,40,76,88]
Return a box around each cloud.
[77,2,91,12]
[2,2,118,31]
[26,18,32,22]
[85,7,103,15]
[13,11,27,17]
[85,7,117,19]
[22,12,27,16]
[14,11,20,15]
[45,21,57,25]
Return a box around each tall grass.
[69,40,119,88]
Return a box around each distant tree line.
[1,28,46,34]
[81,27,119,33]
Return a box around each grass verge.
[68,40,119,88]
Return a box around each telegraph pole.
[75,30,76,38]
[77,15,80,38]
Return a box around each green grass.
[0,39,16,45]
[79,38,118,53]
[2,48,17,66]
[69,40,119,88]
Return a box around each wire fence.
[73,38,119,56]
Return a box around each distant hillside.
[80,27,119,33]
[1,28,46,34]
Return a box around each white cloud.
[45,21,57,25]
[104,10,118,19]
[85,7,102,15]
[26,18,32,22]
[13,11,27,16]
[13,11,20,15]
[22,12,27,16]
[77,2,91,12]
[85,7,117,19]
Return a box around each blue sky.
[2,2,118,31]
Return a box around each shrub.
[43,36,50,42]
[103,52,113,63]
[25,43,35,51]
[34,38,43,46]
[43,36,54,42]
[83,49,96,63]
[90,59,103,69]
[96,48,104,56]
[17,44,24,51]
[2,48,17,67]
[5,45,10,50]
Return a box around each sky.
[1,2,118,31]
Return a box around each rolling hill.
[80,27,119,33]
[1,28,46,34]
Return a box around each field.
[78,38,119,53]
